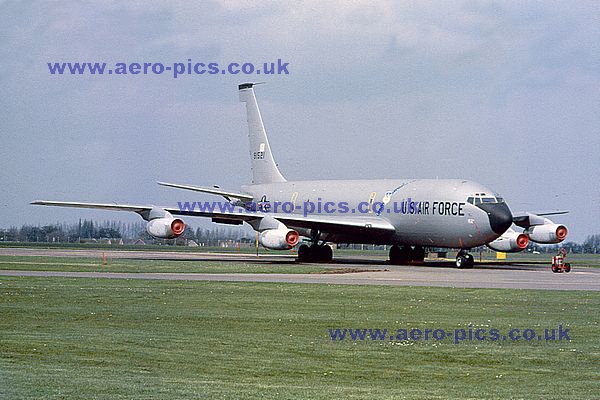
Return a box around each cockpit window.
[468,193,501,205]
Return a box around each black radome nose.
[477,202,513,235]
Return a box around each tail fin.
[238,83,286,184]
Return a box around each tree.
[583,234,600,254]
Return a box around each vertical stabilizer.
[238,83,286,184]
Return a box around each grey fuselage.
[242,178,513,249]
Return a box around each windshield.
[467,193,504,205]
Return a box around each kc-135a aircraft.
[32,83,568,268]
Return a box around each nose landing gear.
[456,250,474,269]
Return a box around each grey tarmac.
[0,248,598,291]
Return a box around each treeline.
[581,234,600,254]
[0,220,131,243]
[0,220,253,246]
[1,221,599,253]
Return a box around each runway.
[1,248,599,291]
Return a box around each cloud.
[0,0,598,240]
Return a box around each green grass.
[0,256,332,274]
[0,241,274,254]
[1,277,598,399]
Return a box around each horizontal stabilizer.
[157,181,254,202]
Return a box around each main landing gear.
[389,245,425,265]
[455,250,474,269]
[297,229,333,263]
[297,243,333,263]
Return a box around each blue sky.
[1,1,598,241]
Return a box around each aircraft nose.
[477,202,513,235]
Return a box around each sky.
[1,0,599,242]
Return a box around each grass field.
[0,241,284,255]
[0,256,333,274]
[1,275,599,399]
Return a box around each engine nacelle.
[526,223,568,244]
[146,217,186,239]
[487,228,529,253]
[259,228,299,250]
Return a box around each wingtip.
[157,181,177,188]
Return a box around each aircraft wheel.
[456,255,467,269]
[551,265,559,273]
[564,263,571,273]
[298,244,332,263]
[389,245,402,265]
[411,246,425,264]
[308,244,321,262]
[297,244,310,262]
[464,253,474,268]
[390,245,411,265]
[320,245,333,263]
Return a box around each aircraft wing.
[169,206,396,238]
[271,213,396,235]
[30,200,260,223]
[30,200,396,236]
[513,211,569,228]
[30,200,149,213]
[165,208,397,238]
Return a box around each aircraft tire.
[389,245,404,265]
[297,244,310,262]
[308,244,321,262]
[464,253,474,268]
[390,245,415,265]
[411,246,425,263]
[297,244,332,263]
[319,245,333,263]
